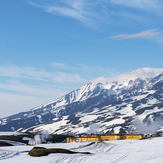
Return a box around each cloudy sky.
[1,0,163,118]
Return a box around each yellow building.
[124,134,143,140]
[66,134,143,143]
[66,136,99,143]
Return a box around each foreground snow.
[0,137,163,163]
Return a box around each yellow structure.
[66,134,143,143]
[124,134,143,140]
[66,137,99,143]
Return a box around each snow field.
[1,137,163,162]
[80,115,98,123]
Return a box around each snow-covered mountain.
[1,68,163,135]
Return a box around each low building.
[66,134,143,143]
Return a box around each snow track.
[74,141,117,153]
[0,150,19,160]
[49,142,121,163]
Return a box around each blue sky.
[1,0,163,118]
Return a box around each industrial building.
[66,134,144,143]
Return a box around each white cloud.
[0,65,86,84]
[0,64,115,98]
[0,82,66,97]
[28,0,163,26]
[0,66,50,81]
[29,0,92,24]
[52,62,65,67]
[49,62,115,78]
[52,71,87,83]
[78,64,116,78]
[106,29,163,40]
[110,0,159,9]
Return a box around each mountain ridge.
[1,67,163,135]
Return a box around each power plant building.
[66,134,144,143]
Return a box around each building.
[66,134,144,143]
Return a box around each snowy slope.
[1,137,163,162]
[1,68,163,134]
